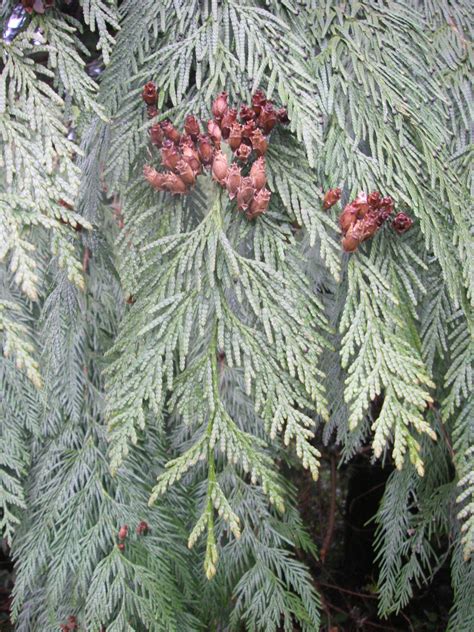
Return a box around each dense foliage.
[0,1,472,630]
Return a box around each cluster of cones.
[116,521,149,552]
[59,616,78,632]
[142,83,289,220]
[323,188,413,252]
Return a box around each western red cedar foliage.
[0,1,472,631]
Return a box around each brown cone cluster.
[142,85,289,221]
[136,520,150,536]
[323,188,414,251]
[21,0,54,13]
[392,212,413,234]
[338,191,396,252]
[60,616,78,632]
[116,524,128,551]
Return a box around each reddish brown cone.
[207,119,222,146]
[247,188,271,219]
[236,177,255,211]
[338,203,358,233]
[211,92,228,120]
[341,223,362,252]
[392,212,413,234]
[161,140,181,171]
[240,104,256,122]
[184,114,200,139]
[353,191,369,218]
[136,521,150,536]
[323,188,341,210]
[235,143,252,162]
[225,164,242,199]
[212,151,229,184]
[144,165,166,191]
[181,144,201,174]
[161,120,181,144]
[163,172,187,195]
[251,89,267,116]
[118,525,128,541]
[241,120,257,140]
[251,129,268,156]
[149,123,164,147]
[258,103,278,135]
[221,108,237,139]
[250,157,266,191]
[142,82,158,106]
[359,214,379,242]
[197,134,214,165]
[228,123,243,151]
[176,159,196,187]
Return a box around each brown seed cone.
[378,196,394,221]
[144,165,166,190]
[250,156,266,190]
[258,103,278,134]
[240,104,256,122]
[136,521,150,536]
[221,108,237,139]
[181,144,201,174]
[161,120,181,144]
[323,187,341,210]
[353,191,369,218]
[251,89,267,116]
[342,225,361,252]
[163,172,187,195]
[149,123,164,147]
[208,119,222,146]
[237,177,255,211]
[184,114,201,139]
[161,140,181,171]
[250,129,268,156]
[235,143,252,163]
[338,203,358,234]
[118,525,128,540]
[142,82,158,105]
[392,212,413,234]
[367,190,381,209]
[241,120,257,140]
[228,123,243,151]
[147,105,159,119]
[212,151,229,184]
[225,163,242,199]
[247,188,271,219]
[197,134,214,165]
[359,214,379,241]
[212,92,229,120]
[176,159,196,187]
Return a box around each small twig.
[317,580,378,600]
[439,419,455,462]
[347,481,387,514]
[319,591,332,629]
[320,454,337,564]
[82,246,91,272]
[400,611,415,632]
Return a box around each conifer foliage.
[0,1,472,631]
